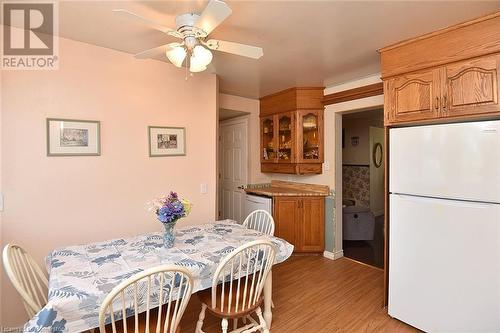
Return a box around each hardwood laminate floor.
[179,255,419,332]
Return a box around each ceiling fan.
[113,0,263,73]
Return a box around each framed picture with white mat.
[148,126,186,157]
[46,118,100,156]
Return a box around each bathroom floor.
[343,215,384,268]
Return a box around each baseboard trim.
[323,250,344,260]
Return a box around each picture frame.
[46,118,101,156]
[148,126,186,157]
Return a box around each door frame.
[217,115,250,220]
[336,110,384,260]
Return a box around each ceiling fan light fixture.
[189,45,213,73]
[166,46,187,68]
[189,55,207,73]
[193,45,213,67]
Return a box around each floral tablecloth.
[23,220,293,332]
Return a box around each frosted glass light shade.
[189,45,213,72]
[166,46,187,67]
[193,45,213,66]
[189,55,207,73]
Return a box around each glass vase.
[162,221,177,249]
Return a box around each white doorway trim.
[218,115,250,221]
[328,97,383,259]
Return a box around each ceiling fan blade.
[113,9,181,38]
[205,39,263,59]
[195,0,232,35]
[134,42,180,59]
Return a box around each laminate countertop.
[244,181,330,197]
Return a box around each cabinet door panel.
[277,112,295,163]
[297,109,324,164]
[273,197,299,248]
[388,69,440,123]
[445,56,500,117]
[260,116,277,163]
[299,198,325,252]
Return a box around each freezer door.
[389,194,500,332]
[390,120,500,203]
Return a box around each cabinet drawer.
[261,163,296,174]
[297,164,322,174]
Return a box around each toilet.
[342,204,375,241]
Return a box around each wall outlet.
[0,193,4,211]
[200,184,208,194]
[324,161,330,171]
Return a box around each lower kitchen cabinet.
[273,196,325,253]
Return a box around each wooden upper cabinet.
[381,12,500,125]
[444,55,500,117]
[260,87,324,174]
[387,69,440,123]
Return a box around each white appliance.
[389,120,500,332]
[245,194,272,222]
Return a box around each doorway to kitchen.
[341,109,384,268]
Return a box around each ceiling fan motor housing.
[175,13,203,50]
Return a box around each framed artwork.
[46,118,100,156]
[148,126,186,157]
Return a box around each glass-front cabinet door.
[298,110,323,163]
[260,116,276,162]
[277,112,295,163]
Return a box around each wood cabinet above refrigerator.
[260,87,324,175]
[381,12,500,126]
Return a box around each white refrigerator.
[388,120,500,332]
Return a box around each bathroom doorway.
[341,109,384,268]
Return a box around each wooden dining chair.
[242,210,275,236]
[195,240,276,333]
[2,243,49,318]
[99,265,193,333]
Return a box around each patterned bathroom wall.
[342,165,370,207]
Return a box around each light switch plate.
[200,184,208,194]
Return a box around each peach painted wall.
[1,36,218,326]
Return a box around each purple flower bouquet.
[148,192,192,248]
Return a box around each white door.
[389,194,500,332]
[369,126,384,216]
[219,117,248,222]
[390,120,500,202]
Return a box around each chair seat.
[197,282,263,319]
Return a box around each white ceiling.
[52,1,500,98]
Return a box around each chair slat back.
[242,210,275,235]
[99,265,193,333]
[211,240,276,314]
[2,244,49,318]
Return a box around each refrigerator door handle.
[392,193,496,209]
